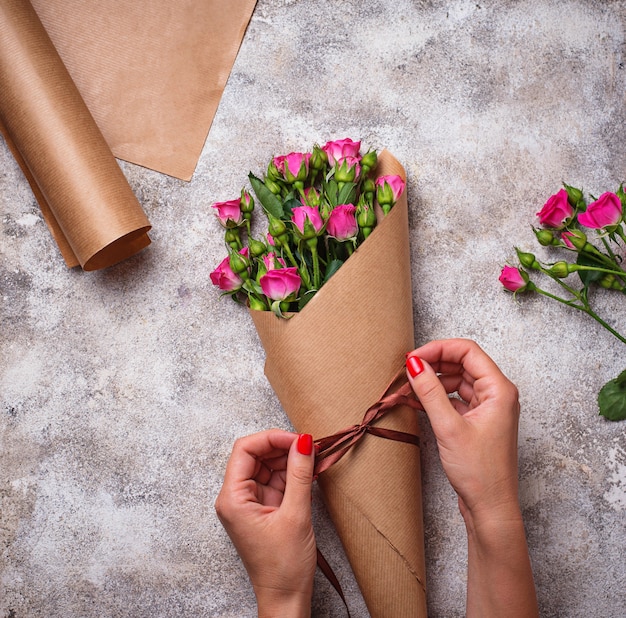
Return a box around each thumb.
[281,433,315,515]
[406,354,462,438]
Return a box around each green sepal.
[242,279,263,296]
[598,369,626,421]
[249,172,284,219]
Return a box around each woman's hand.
[215,430,316,618]
[406,339,538,617]
[406,338,521,522]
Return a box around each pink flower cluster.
[209,139,407,316]
[536,188,623,230]
[500,182,626,295]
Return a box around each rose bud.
[212,198,243,228]
[499,265,530,292]
[327,204,358,241]
[260,267,302,301]
[535,189,574,229]
[515,249,540,270]
[578,192,622,229]
[561,229,587,251]
[548,261,571,278]
[292,206,325,240]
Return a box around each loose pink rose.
[326,204,358,241]
[535,189,573,228]
[578,192,622,229]
[273,152,311,182]
[210,254,244,292]
[498,265,527,292]
[322,138,361,165]
[260,267,301,301]
[291,206,324,236]
[212,198,243,228]
[375,175,406,204]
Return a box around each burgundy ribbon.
[312,368,421,614]
[313,368,421,477]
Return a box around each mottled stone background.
[1,1,625,616]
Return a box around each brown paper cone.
[250,150,427,616]
[0,0,151,270]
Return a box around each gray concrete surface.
[2,0,625,616]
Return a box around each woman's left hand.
[215,429,317,617]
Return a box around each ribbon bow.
[311,367,422,615]
[313,368,421,476]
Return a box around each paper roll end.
[81,226,152,271]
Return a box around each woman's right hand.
[406,338,521,523]
[406,338,538,617]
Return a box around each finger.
[413,339,505,383]
[406,354,464,438]
[223,430,296,487]
[281,433,315,517]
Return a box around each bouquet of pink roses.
[211,139,427,616]
[500,184,626,421]
[210,138,406,317]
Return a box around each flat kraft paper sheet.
[251,151,427,617]
[30,0,258,181]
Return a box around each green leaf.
[337,182,357,205]
[576,251,605,288]
[598,369,626,421]
[282,197,300,219]
[323,259,344,283]
[248,173,284,219]
[298,289,317,311]
[325,179,339,207]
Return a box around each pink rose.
[291,206,324,237]
[334,156,362,183]
[375,175,406,207]
[210,253,244,292]
[326,204,358,241]
[260,267,301,301]
[212,198,243,228]
[577,192,622,229]
[535,189,573,228]
[498,266,528,292]
[302,186,321,207]
[322,138,361,165]
[262,252,286,270]
[273,152,311,182]
[561,230,576,249]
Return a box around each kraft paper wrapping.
[0,0,152,270]
[250,151,427,617]
[30,0,258,181]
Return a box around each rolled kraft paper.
[0,0,151,270]
[250,151,427,617]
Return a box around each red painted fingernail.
[406,355,424,378]
[297,433,313,456]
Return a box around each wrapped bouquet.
[211,139,427,616]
